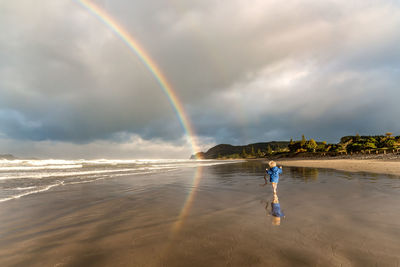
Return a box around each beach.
[278,158,400,177]
[0,161,399,266]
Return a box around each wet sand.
[278,159,400,176]
[0,162,399,266]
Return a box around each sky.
[1,0,400,159]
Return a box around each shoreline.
[276,158,400,177]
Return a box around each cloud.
[0,134,204,159]
[0,0,399,157]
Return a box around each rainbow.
[75,0,204,236]
[75,0,200,155]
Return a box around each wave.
[11,186,38,190]
[0,159,79,166]
[0,181,64,203]
[0,158,193,166]
[0,160,236,180]
[0,166,176,180]
[0,159,240,203]
[0,169,181,203]
[0,164,83,171]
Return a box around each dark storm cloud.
[1,0,400,157]
[0,0,183,144]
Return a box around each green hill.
[191,134,400,159]
[191,141,290,159]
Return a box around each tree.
[306,139,317,152]
[355,133,361,142]
[251,146,255,156]
[316,141,327,152]
[330,144,341,152]
[257,148,263,158]
[242,148,247,158]
[385,139,396,148]
[348,143,363,152]
[316,144,326,152]
[288,141,301,152]
[365,142,376,149]
[267,145,272,155]
[301,135,307,146]
[340,136,353,144]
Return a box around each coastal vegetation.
[193,133,400,159]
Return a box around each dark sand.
[0,162,399,266]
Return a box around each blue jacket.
[267,166,282,183]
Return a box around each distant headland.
[191,133,400,159]
[0,154,17,160]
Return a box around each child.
[264,161,282,195]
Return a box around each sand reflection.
[1,163,400,266]
[265,194,285,225]
[289,167,319,181]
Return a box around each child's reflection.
[265,194,285,225]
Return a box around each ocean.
[0,158,235,203]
